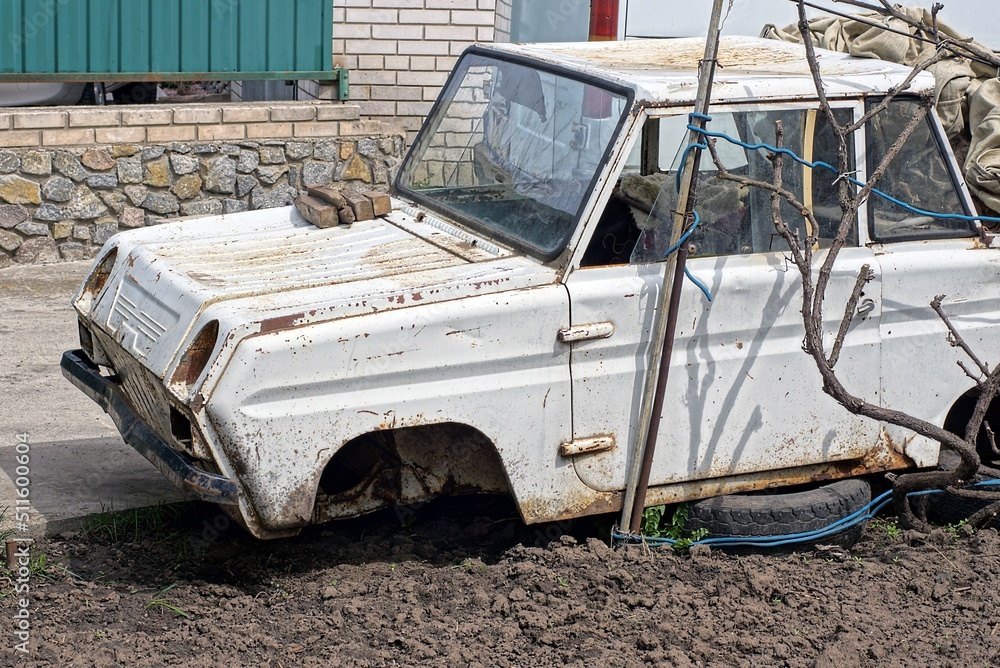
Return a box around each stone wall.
[0,102,406,267]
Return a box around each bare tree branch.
[963,499,1000,528]
[964,362,1000,444]
[704,136,811,273]
[751,2,1000,531]
[930,2,942,41]
[827,265,874,368]
[704,2,1000,533]
[931,295,991,377]
[957,360,985,386]
[846,48,946,135]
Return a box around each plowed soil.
[5,497,1000,667]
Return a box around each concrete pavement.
[0,261,186,538]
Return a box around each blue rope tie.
[658,212,714,302]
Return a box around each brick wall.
[0,102,379,149]
[495,0,513,41]
[331,0,499,140]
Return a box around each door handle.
[856,298,875,316]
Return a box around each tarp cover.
[762,6,1000,215]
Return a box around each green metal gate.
[0,0,346,98]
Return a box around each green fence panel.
[238,0,268,73]
[210,0,240,73]
[179,0,209,72]
[56,0,87,72]
[267,0,295,73]
[119,0,151,73]
[21,0,57,74]
[0,0,335,76]
[88,0,121,73]
[0,0,24,73]
[150,0,182,73]
[297,0,333,72]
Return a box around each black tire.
[685,478,871,551]
[113,82,159,105]
[77,83,97,105]
[925,449,1000,528]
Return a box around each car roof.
[482,36,935,106]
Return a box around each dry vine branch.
[931,295,991,378]
[827,0,1000,68]
[704,0,1000,531]
[827,265,874,369]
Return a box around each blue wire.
[673,112,713,193]
[664,211,701,256]
[686,114,1000,225]
[674,141,709,193]
[657,211,715,301]
[685,267,713,302]
[615,477,1000,548]
[662,108,994,314]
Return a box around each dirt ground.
[4,496,1000,668]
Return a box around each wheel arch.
[311,421,515,524]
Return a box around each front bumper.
[61,349,241,505]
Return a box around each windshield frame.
[394,46,635,262]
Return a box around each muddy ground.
[3,496,1000,667]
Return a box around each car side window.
[580,107,856,267]
[867,98,974,241]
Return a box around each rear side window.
[620,107,855,265]
[867,98,973,242]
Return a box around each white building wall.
[321,0,1000,143]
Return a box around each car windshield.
[397,52,630,259]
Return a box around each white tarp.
[763,6,1000,215]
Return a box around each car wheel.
[685,478,871,550]
[113,83,159,105]
[77,83,97,105]
[925,449,999,528]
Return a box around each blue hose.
[683,113,1000,226]
[660,199,714,301]
[613,478,1000,548]
[664,110,1000,300]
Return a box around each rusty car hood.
[81,204,558,379]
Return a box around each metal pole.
[628,243,691,532]
[619,0,727,532]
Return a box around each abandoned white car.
[64,37,999,540]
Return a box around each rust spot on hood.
[259,313,306,334]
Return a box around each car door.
[866,98,1000,468]
[564,104,885,493]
